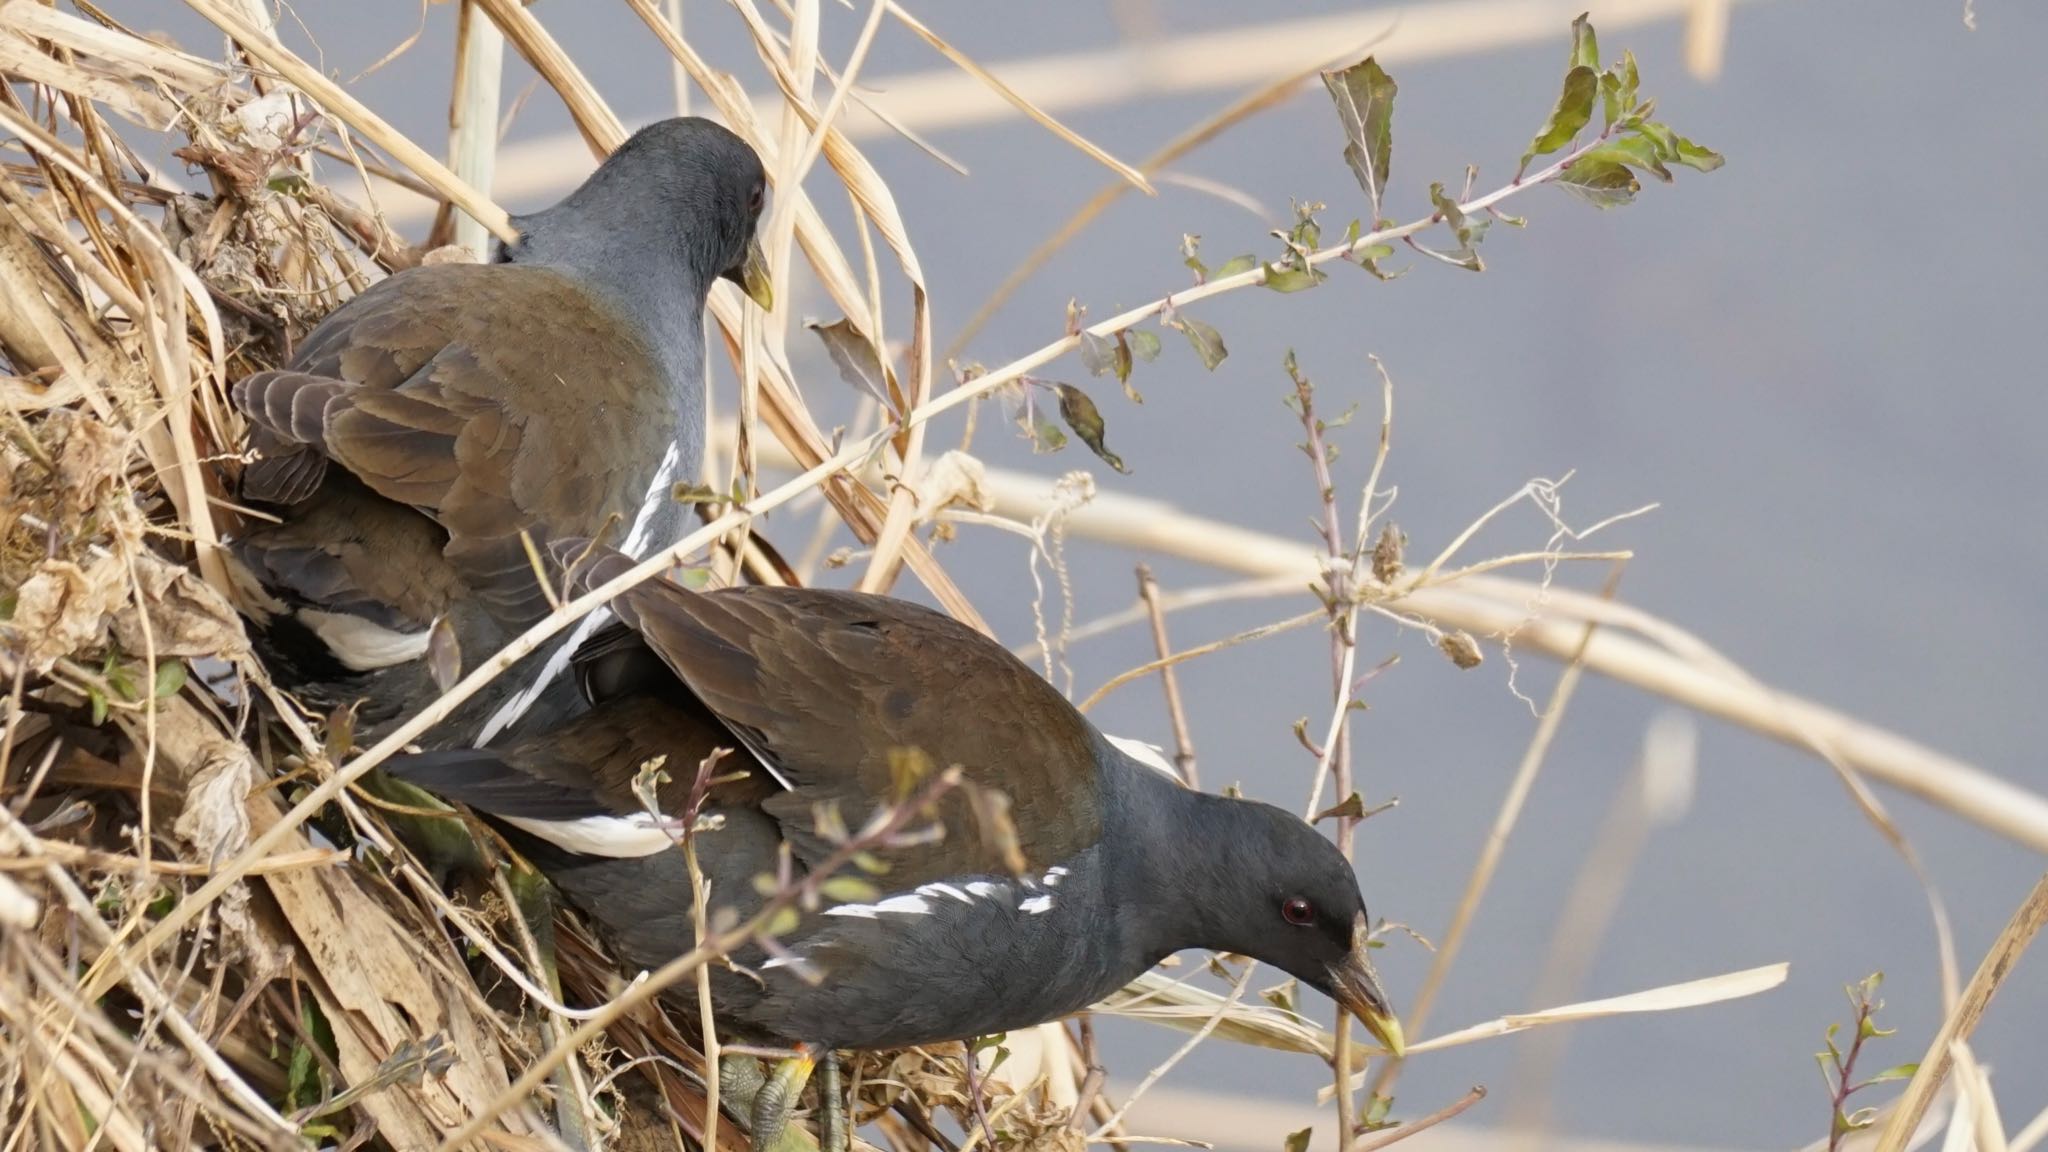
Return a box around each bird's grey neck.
[504,211,711,387]
[1094,747,1253,964]
[504,211,710,494]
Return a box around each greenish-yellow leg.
[717,1054,768,1130]
[747,1049,815,1152]
[817,1051,846,1152]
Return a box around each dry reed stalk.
[1875,872,2048,1152]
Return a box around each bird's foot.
[717,1053,768,1130]
[747,1046,815,1152]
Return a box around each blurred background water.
[121,0,2048,1147]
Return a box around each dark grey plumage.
[391,541,1404,1057]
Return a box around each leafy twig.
[1819,974,1913,1152]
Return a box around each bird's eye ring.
[748,183,766,214]
[1281,897,1314,926]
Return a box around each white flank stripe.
[299,609,431,671]
[1106,733,1180,780]
[477,441,682,746]
[827,892,934,919]
[919,883,974,904]
[760,955,800,970]
[965,881,1003,899]
[500,813,675,858]
[1019,894,1054,915]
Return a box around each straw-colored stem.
[1874,871,2048,1152]
[1369,565,1622,1100]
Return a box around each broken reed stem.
[1349,1086,1487,1152]
[1077,610,1324,715]
[1370,562,1624,1103]
[1135,564,1199,787]
[1874,870,2048,1152]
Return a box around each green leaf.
[1127,329,1162,362]
[1351,242,1403,281]
[1113,333,1142,403]
[1181,234,1207,281]
[1424,182,1488,270]
[1601,50,1641,128]
[1570,12,1600,70]
[1320,56,1398,216]
[1599,71,1623,130]
[88,686,108,726]
[1214,254,1258,279]
[1078,330,1120,378]
[1581,135,1673,182]
[819,876,880,904]
[1055,384,1129,474]
[1288,204,1323,251]
[286,1040,317,1112]
[1028,419,1067,454]
[106,665,137,703]
[1262,262,1327,293]
[1670,133,1724,173]
[1282,1127,1314,1152]
[1554,157,1640,208]
[152,660,187,699]
[1861,1063,1919,1085]
[1519,65,1599,177]
[1174,316,1227,370]
[1630,119,1721,177]
[764,906,801,937]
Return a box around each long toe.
[748,1052,816,1152]
[717,1053,767,1131]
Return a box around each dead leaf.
[918,450,993,522]
[809,316,898,409]
[11,557,127,673]
[113,553,252,662]
[1438,630,1483,669]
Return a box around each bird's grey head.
[501,117,770,302]
[1165,791,1406,1056]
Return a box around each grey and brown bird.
[393,541,1405,1151]
[227,117,772,748]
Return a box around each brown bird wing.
[601,572,1106,886]
[233,263,673,627]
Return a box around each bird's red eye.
[1282,898,1314,926]
[748,183,765,214]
